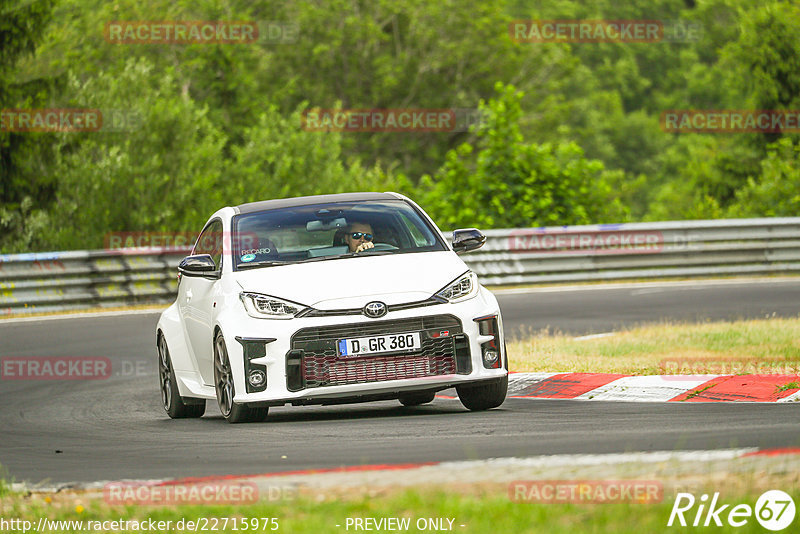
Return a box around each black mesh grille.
[288,314,465,389]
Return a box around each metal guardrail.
[471,218,800,285]
[1,218,799,316]
[0,249,187,315]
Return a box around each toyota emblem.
[363,301,387,318]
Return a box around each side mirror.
[452,228,486,253]
[178,254,219,278]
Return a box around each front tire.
[158,334,205,419]
[456,375,508,411]
[214,332,268,424]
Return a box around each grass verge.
[0,465,12,498]
[508,317,800,374]
[2,486,798,533]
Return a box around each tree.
[419,83,627,229]
[39,59,228,251]
[0,0,58,252]
[728,138,800,218]
[227,103,399,203]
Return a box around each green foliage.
[257,0,543,178]
[20,60,402,251]
[645,135,758,221]
[1,0,60,250]
[228,104,398,204]
[728,138,800,217]
[40,59,228,250]
[419,83,627,229]
[724,2,800,110]
[0,195,51,252]
[1,0,799,252]
[0,0,54,71]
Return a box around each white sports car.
[156,192,508,423]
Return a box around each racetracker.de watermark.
[1,357,112,380]
[104,21,298,44]
[510,480,663,504]
[104,231,198,252]
[509,19,702,43]
[103,481,265,505]
[103,231,260,254]
[301,108,485,132]
[659,358,800,379]
[0,109,142,132]
[661,110,800,133]
[508,229,664,254]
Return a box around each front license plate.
[337,332,421,357]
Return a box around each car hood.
[234,251,469,309]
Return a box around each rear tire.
[214,332,268,423]
[158,334,205,419]
[398,391,436,407]
[456,375,508,411]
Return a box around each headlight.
[240,292,306,319]
[435,271,479,303]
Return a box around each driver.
[344,221,375,253]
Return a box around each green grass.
[3,488,798,533]
[508,317,800,374]
[0,466,12,498]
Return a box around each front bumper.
[217,287,507,405]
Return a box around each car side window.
[194,219,223,271]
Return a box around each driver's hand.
[355,241,374,253]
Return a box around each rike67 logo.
[668,490,796,531]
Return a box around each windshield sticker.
[240,253,256,262]
[241,248,272,255]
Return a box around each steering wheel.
[371,243,398,251]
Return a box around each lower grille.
[288,314,466,390]
[328,355,453,385]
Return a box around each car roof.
[233,192,403,214]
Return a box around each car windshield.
[232,200,446,269]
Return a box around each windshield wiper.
[300,250,394,263]
[301,254,351,263]
[354,249,393,256]
[237,260,289,270]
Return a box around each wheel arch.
[212,321,248,403]
[156,303,197,396]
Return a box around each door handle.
[186,289,193,302]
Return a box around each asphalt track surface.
[1,279,799,485]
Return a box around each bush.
[418,83,627,229]
[728,137,800,217]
